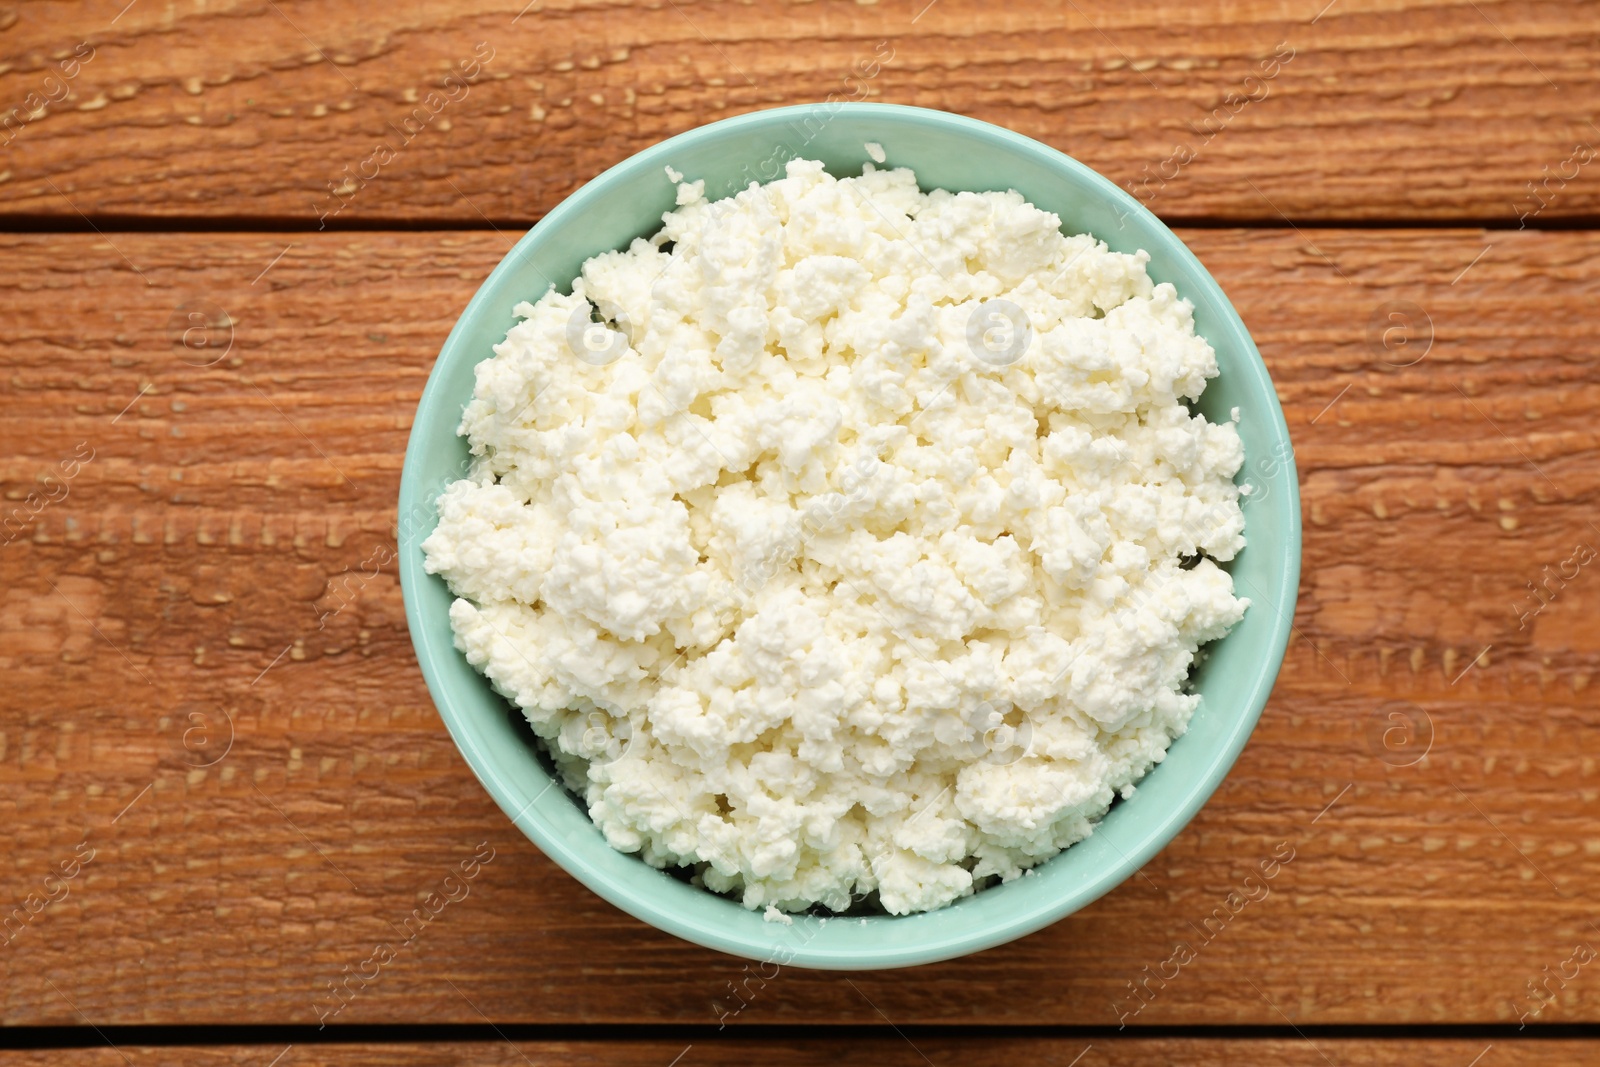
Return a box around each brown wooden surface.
[4,0,1600,1055]
[2,227,1599,1031]
[0,1038,1580,1067]
[1,0,1597,224]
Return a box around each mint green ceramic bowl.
[399,103,1300,970]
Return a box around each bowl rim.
[398,101,1302,970]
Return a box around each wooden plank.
[1,228,1598,1028]
[0,0,1596,223]
[0,1040,1583,1067]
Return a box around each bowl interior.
[398,103,1300,971]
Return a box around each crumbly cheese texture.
[422,159,1248,916]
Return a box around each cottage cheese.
[422,159,1248,916]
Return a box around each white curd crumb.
[864,141,886,163]
[674,177,705,205]
[423,158,1249,918]
[665,164,683,183]
[764,904,794,925]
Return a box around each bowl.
[398,102,1301,970]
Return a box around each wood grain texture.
[2,227,1599,1029]
[0,0,1597,223]
[0,1038,1582,1067]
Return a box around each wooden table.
[3,0,1599,1063]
